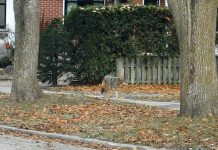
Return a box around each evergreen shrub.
[0,57,12,68]
[38,18,72,85]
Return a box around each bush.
[38,18,72,85]
[64,5,178,83]
[0,56,12,68]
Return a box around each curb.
[0,125,166,150]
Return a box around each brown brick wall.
[40,0,63,31]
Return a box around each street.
[0,134,95,150]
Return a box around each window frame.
[65,0,105,14]
[144,0,159,5]
[0,0,6,29]
[65,0,77,15]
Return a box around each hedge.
[65,5,178,56]
[63,5,178,83]
[38,19,72,85]
[39,5,178,84]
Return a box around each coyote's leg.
[104,92,109,100]
[115,91,119,100]
[105,91,112,100]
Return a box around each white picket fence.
[115,56,180,84]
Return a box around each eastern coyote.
[100,75,125,100]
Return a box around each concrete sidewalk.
[0,80,180,110]
[83,94,180,110]
[0,80,11,94]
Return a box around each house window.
[144,0,159,5]
[65,0,104,13]
[0,0,6,29]
[120,0,128,3]
[65,0,77,12]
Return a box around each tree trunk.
[168,0,218,116]
[11,0,42,101]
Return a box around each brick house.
[1,0,167,32]
[40,0,167,30]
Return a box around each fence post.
[173,57,178,84]
[116,57,124,78]
[147,56,151,84]
[130,58,135,84]
[141,58,146,84]
[136,57,141,84]
[168,56,172,84]
[124,57,129,83]
[178,56,180,84]
[163,56,167,84]
[152,57,157,84]
[157,56,162,84]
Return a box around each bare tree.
[168,0,218,116]
[11,0,42,101]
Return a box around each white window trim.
[165,0,168,7]
[63,0,65,16]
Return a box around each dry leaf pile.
[58,84,180,95]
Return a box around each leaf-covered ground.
[49,84,180,102]
[0,91,217,149]
[57,84,180,95]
